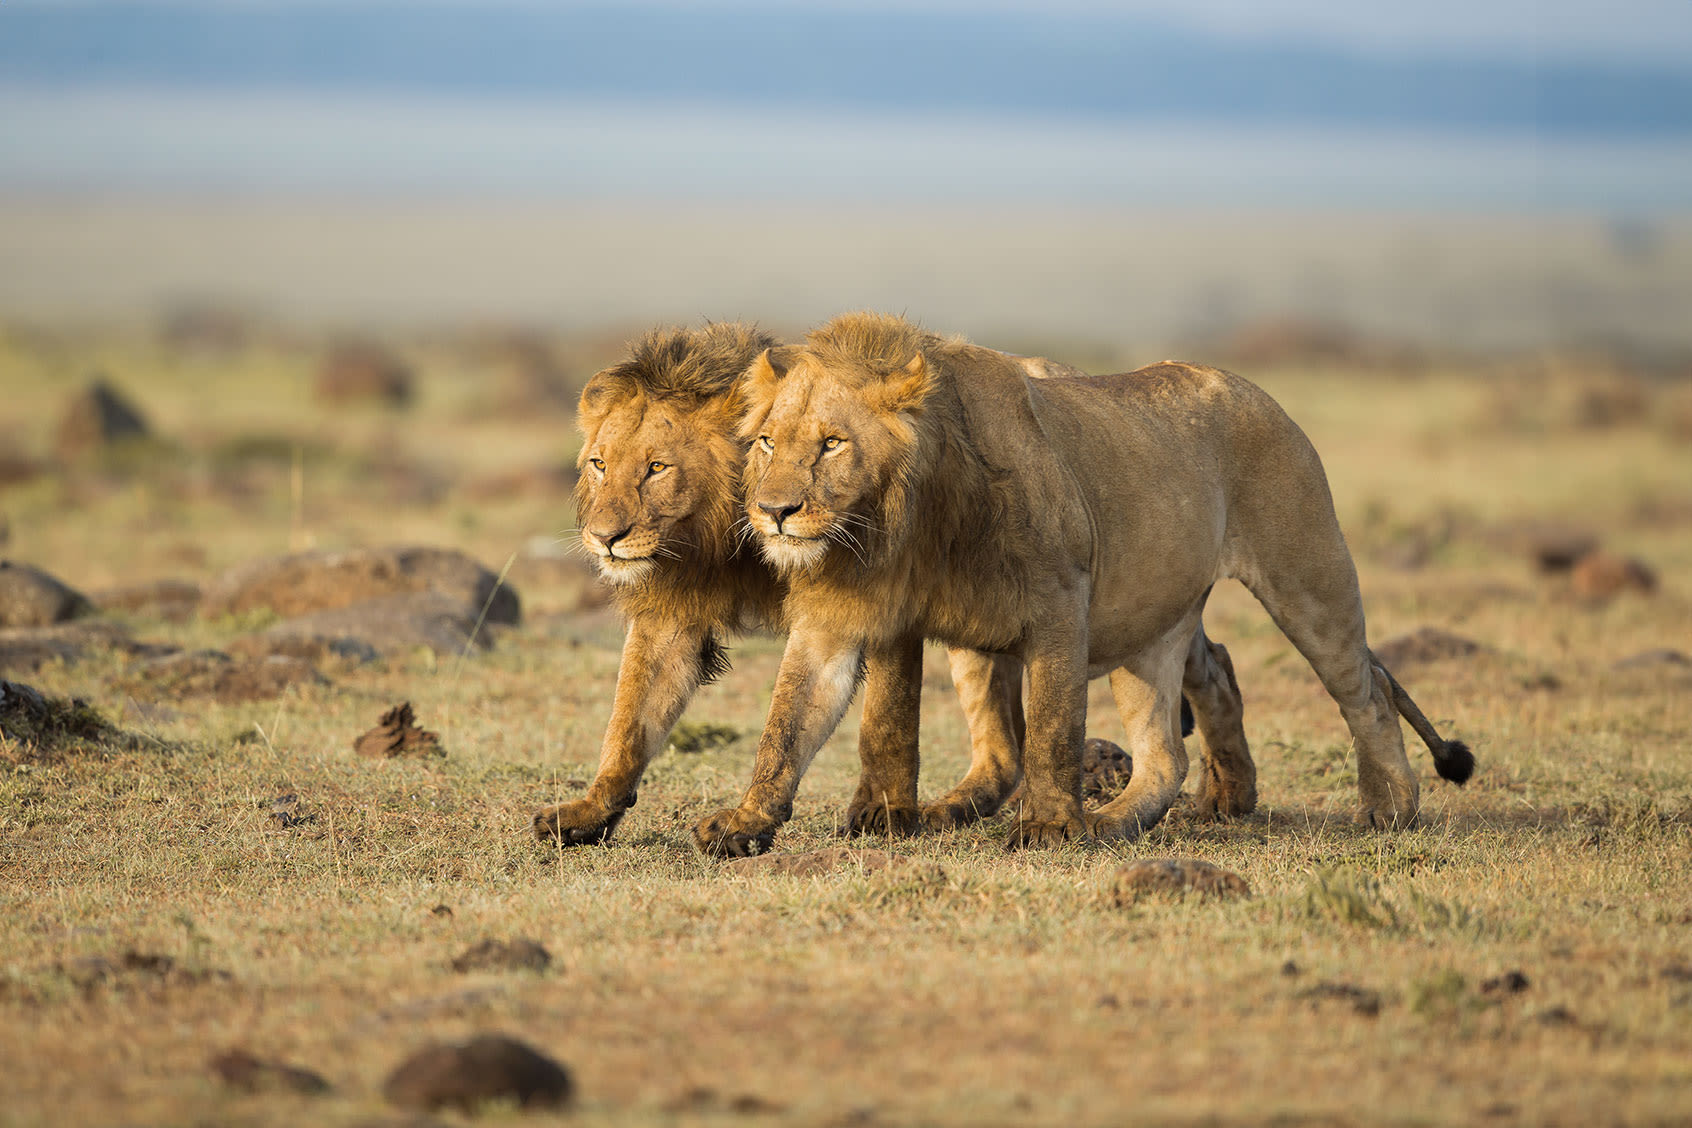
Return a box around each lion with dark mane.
[693,312,1469,856]
[537,321,1258,846]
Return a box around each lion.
[693,312,1470,856]
[534,322,1257,846]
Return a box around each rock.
[0,621,166,677]
[55,379,151,459]
[0,560,93,627]
[54,949,229,992]
[450,939,551,973]
[1531,532,1601,573]
[0,680,146,760]
[1480,970,1531,997]
[200,545,519,625]
[247,592,499,659]
[228,630,382,668]
[314,341,413,408]
[115,650,327,704]
[1612,648,1690,671]
[1005,736,1134,810]
[720,847,941,879]
[1373,627,1485,668]
[353,702,443,759]
[90,578,202,623]
[1570,551,1657,600]
[209,1049,331,1095]
[1111,857,1252,904]
[383,1035,573,1113]
[1295,981,1382,1017]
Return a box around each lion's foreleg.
[534,617,713,846]
[923,649,1024,831]
[694,628,865,856]
[1005,621,1089,849]
[844,633,924,838]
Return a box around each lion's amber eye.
[648,461,668,475]
[823,437,843,451]
[758,436,773,451]
[589,457,605,472]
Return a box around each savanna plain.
[2,314,1690,1127]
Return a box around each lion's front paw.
[920,792,998,832]
[694,808,781,857]
[842,799,921,838]
[1004,811,1088,850]
[533,798,627,847]
[1194,773,1258,821]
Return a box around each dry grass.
[2,327,1691,1126]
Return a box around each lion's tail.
[1371,655,1475,784]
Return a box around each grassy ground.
[2,327,1690,1126]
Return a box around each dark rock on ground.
[1373,627,1486,668]
[0,680,149,761]
[55,379,151,460]
[1111,858,1252,904]
[1481,970,1531,997]
[1006,736,1134,810]
[1296,981,1382,1017]
[0,560,93,627]
[1612,648,1690,671]
[353,702,443,759]
[0,622,170,677]
[253,592,498,659]
[450,939,551,973]
[208,1049,331,1096]
[115,649,327,704]
[383,1035,572,1113]
[199,545,520,625]
[228,630,381,668]
[54,949,229,992]
[1570,551,1657,601]
[314,341,414,408]
[90,578,201,623]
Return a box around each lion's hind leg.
[1184,626,1256,819]
[1087,635,1192,841]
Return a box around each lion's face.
[741,349,931,573]
[576,383,741,586]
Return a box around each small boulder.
[0,621,164,677]
[199,545,519,625]
[116,650,327,704]
[450,939,551,973]
[0,561,93,627]
[1570,551,1657,601]
[383,1035,572,1113]
[90,578,201,623]
[1373,627,1485,668]
[1111,857,1251,904]
[209,1049,331,1096]
[249,592,498,659]
[55,379,150,460]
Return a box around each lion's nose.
[758,502,801,530]
[589,523,633,551]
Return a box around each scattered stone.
[1373,627,1485,668]
[90,578,201,623]
[1296,981,1382,1017]
[353,702,443,759]
[314,341,414,408]
[1570,551,1657,601]
[0,560,93,627]
[55,379,151,460]
[1612,648,1689,671]
[228,630,381,669]
[1531,532,1601,574]
[1006,735,1135,810]
[0,621,169,677]
[1480,970,1531,997]
[209,1049,331,1096]
[383,1035,572,1113]
[116,650,327,705]
[241,592,500,659]
[1110,857,1252,904]
[721,847,940,879]
[1280,960,1302,977]
[450,939,551,974]
[54,949,228,992]
[1,680,146,760]
[430,904,454,919]
[667,720,743,755]
[201,545,519,626]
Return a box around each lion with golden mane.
[693,312,1470,856]
[535,322,1257,846]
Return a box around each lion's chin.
[593,556,658,586]
[759,535,830,573]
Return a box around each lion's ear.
[738,347,796,437]
[577,368,618,434]
[872,354,934,418]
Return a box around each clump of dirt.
[0,680,149,762]
[90,578,201,623]
[1295,980,1382,1017]
[55,378,151,460]
[1570,551,1658,601]
[667,720,743,755]
[313,340,413,408]
[200,545,520,625]
[208,1049,331,1096]
[450,938,552,974]
[115,650,328,704]
[353,702,443,759]
[43,950,231,998]
[1373,627,1486,668]
[383,1034,573,1113]
[1110,857,1251,904]
[720,847,943,880]
[0,560,93,627]
[1480,970,1531,997]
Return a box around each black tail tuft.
[1434,740,1475,785]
